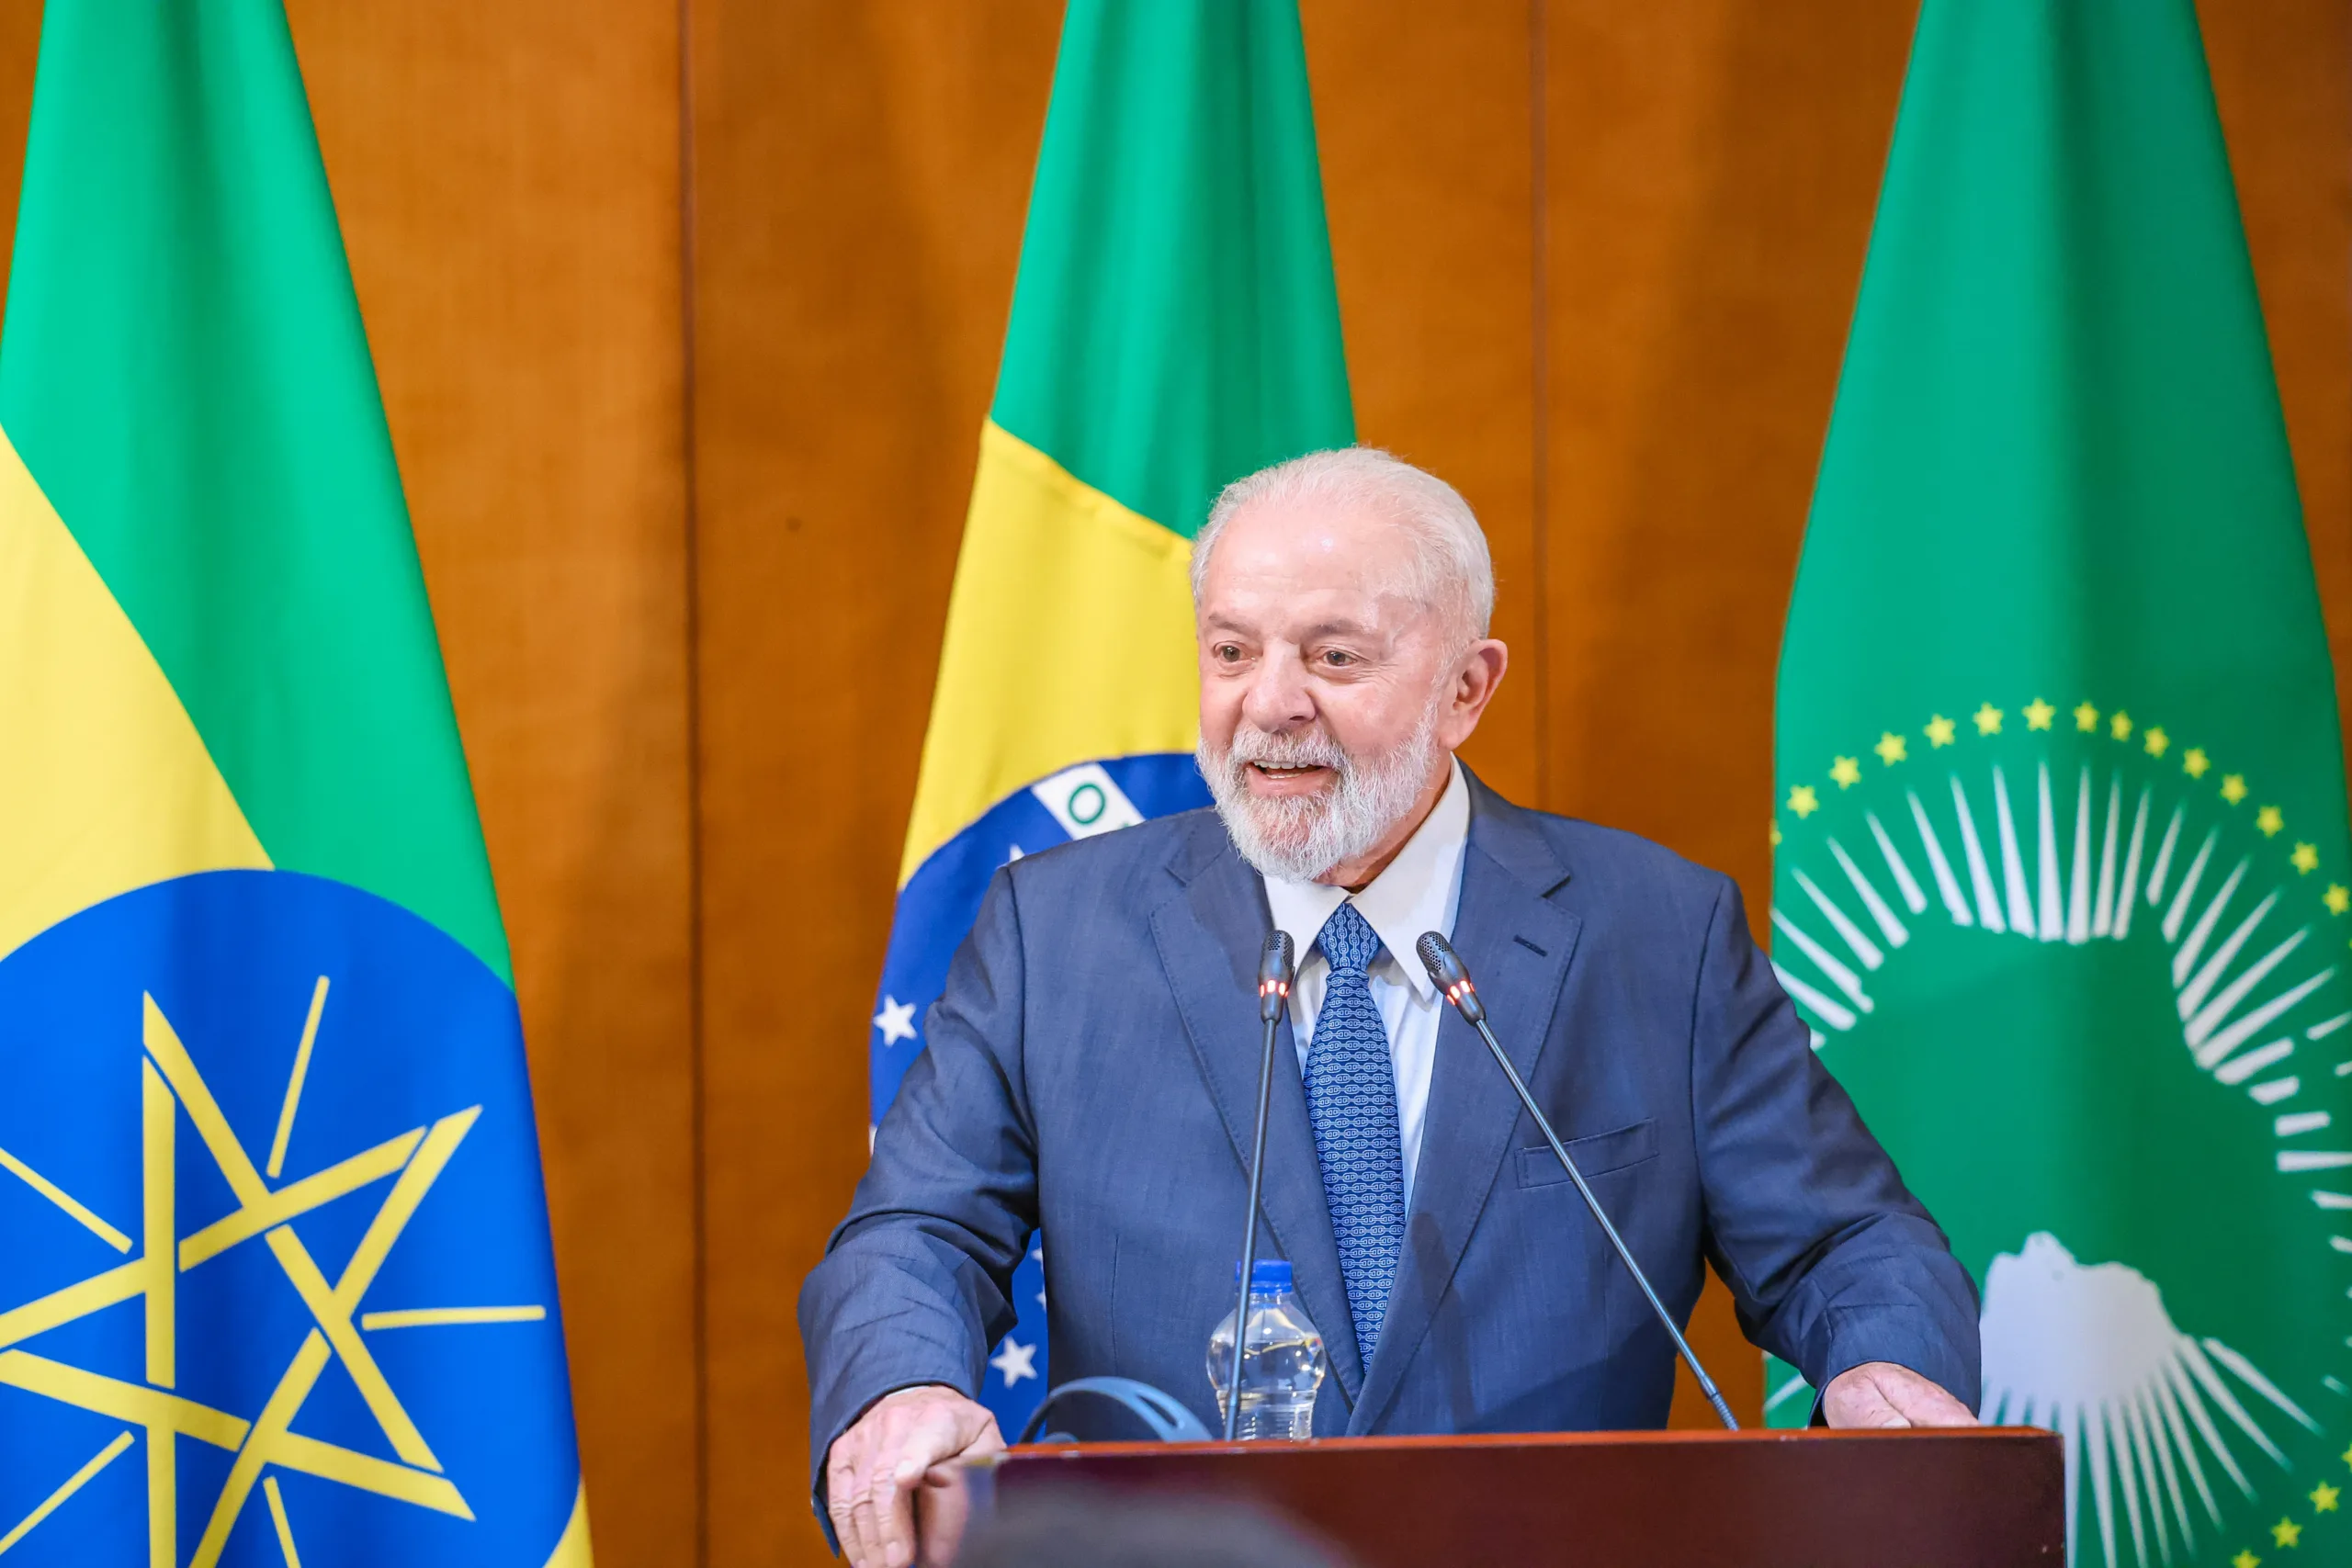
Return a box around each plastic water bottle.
[1206,1259,1328,1439]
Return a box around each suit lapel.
[1148,817,1365,1401]
[1350,779,1583,1433]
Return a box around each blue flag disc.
[0,869,580,1566]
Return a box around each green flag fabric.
[0,6,588,1563]
[1771,3,2352,1563]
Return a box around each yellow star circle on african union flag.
[1776,695,2352,1568]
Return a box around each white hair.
[1190,447,1495,639]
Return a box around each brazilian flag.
[0,6,587,1565]
[1771,3,2352,1564]
[868,0,1353,1438]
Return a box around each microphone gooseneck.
[1415,931,1740,1431]
[1227,929,1296,1440]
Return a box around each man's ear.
[1442,638,1510,745]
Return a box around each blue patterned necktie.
[1305,901,1407,1363]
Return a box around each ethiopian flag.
[868,0,1352,1438]
[1770,3,2352,1564]
[0,6,586,1565]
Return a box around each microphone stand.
[1417,931,1738,1430]
[1225,931,1295,1441]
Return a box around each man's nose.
[1239,649,1315,732]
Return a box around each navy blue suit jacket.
[801,775,1978,1483]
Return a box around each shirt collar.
[1261,758,1471,1002]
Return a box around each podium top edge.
[997,1426,2057,1464]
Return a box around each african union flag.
[0,6,586,1565]
[867,0,1353,1438]
[1772,4,2352,1565]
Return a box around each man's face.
[1194,496,1502,881]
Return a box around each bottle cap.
[1232,1258,1292,1291]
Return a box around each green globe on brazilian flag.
[1771,3,2352,1564]
[868,0,1351,1440]
[0,5,588,1564]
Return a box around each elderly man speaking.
[803,449,1980,1567]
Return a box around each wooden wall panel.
[2201,1,2352,761]
[1537,0,1916,901]
[287,5,698,1564]
[1303,0,1540,806]
[1534,0,1921,1427]
[686,5,1061,1562]
[0,8,35,305]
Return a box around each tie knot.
[1316,901,1382,976]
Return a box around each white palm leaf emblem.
[1980,1233,2320,1568]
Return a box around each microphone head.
[1258,930,1295,1021]
[1416,931,1464,987]
[1417,931,1486,1024]
[1260,929,1295,985]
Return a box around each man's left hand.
[1822,1361,1977,1428]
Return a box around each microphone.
[1416,931,1739,1430]
[1224,929,1295,1440]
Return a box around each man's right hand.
[825,1383,1004,1568]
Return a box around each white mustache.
[1224,728,1348,773]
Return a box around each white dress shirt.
[1260,758,1470,1208]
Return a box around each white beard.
[1199,701,1443,884]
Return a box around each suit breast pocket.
[1516,1118,1658,1189]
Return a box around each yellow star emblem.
[1769,821,1782,847]
[2235,1551,2263,1568]
[2070,700,2097,732]
[2272,1517,2301,1549]
[1924,714,1956,748]
[2292,842,2319,874]
[2313,1481,2341,1513]
[1973,703,2003,736]
[0,990,534,1563]
[2342,1438,2352,1469]
[2109,710,2133,741]
[2185,748,2211,778]
[2144,726,2169,757]
[1788,784,1818,819]
[1830,756,1861,789]
[2025,698,2056,730]
[2222,773,2249,805]
[2327,885,2349,916]
[1874,732,1907,765]
[2257,805,2284,836]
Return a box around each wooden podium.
[987,1427,2063,1567]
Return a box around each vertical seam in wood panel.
[1530,0,1551,808]
[677,0,709,1561]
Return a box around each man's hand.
[1822,1360,1978,1428]
[825,1384,1004,1568]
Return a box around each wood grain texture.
[2200,0,2352,769]
[1303,0,1539,807]
[994,1427,2065,1568]
[1534,0,1921,1428]
[685,3,1062,1560]
[285,4,697,1563]
[0,6,34,306]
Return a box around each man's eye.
[1321,649,1353,667]
[1215,644,1244,662]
